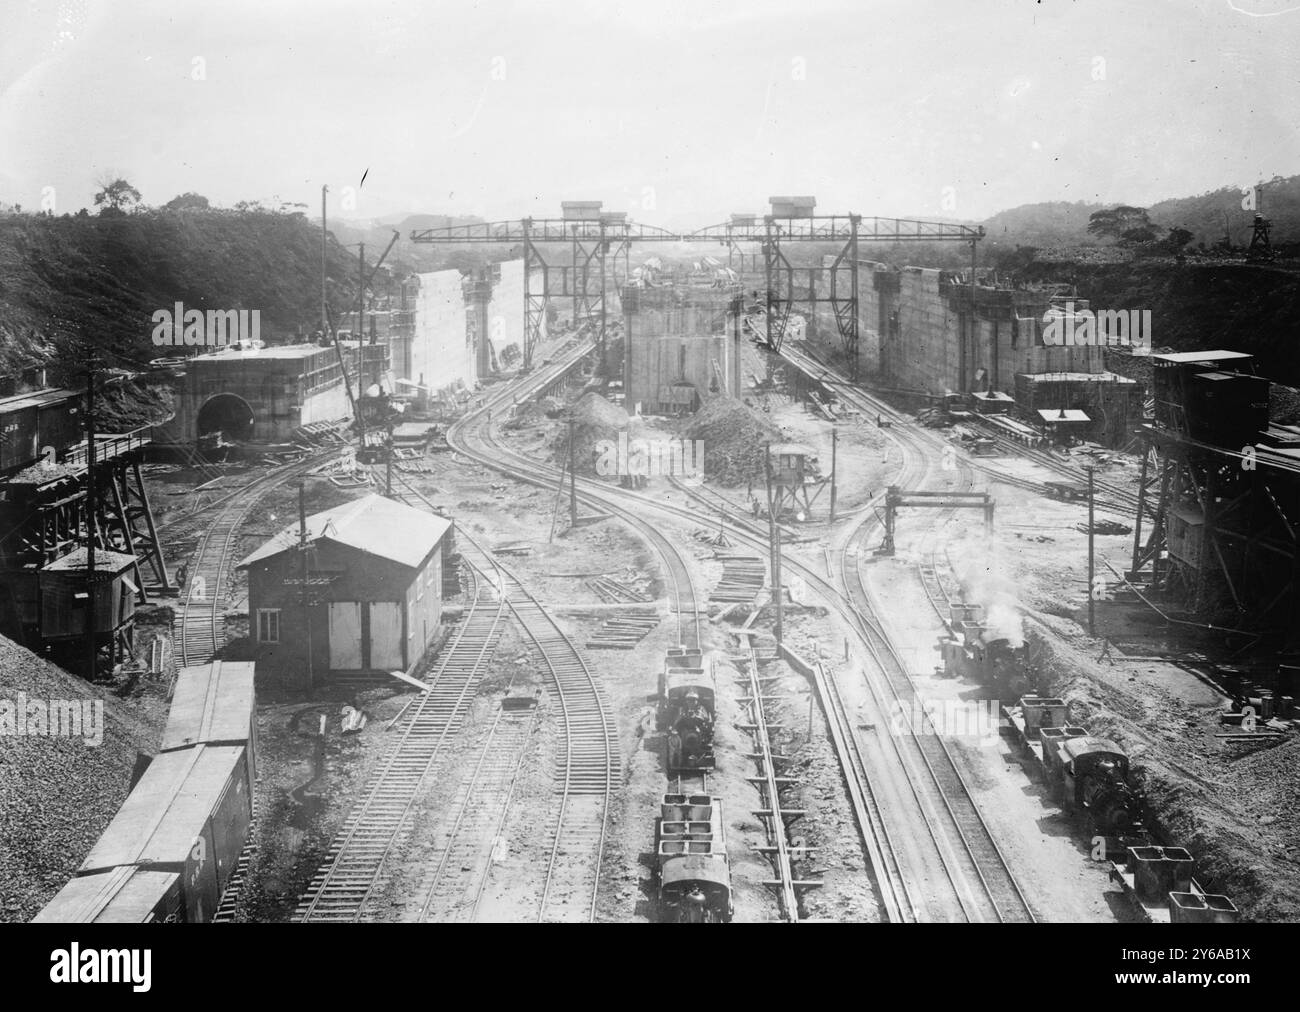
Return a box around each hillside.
[0,207,381,395]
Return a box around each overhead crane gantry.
[687,207,986,377]
[410,200,984,374]
[410,208,681,368]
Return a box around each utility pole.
[1086,465,1096,637]
[385,421,394,497]
[321,185,329,337]
[85,346,97,678]
[299,482,314,689]
[830,427,838,522]
[357,242,365,338]
[764,442,784,645]
[568,414,578,529]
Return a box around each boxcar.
[33,867,183,924]
[77,745,252,923]
[161,660,257,790]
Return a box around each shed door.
[368,601,404,670]
[328,601,363,669]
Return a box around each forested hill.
[0,207,392,385]
[976,175,1300,253]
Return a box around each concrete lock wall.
[412,269,474,397]
[487,259,528,363]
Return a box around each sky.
[1,0,1299,229]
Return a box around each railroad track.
[175,451,342,667]
[447,340,1034,920]
[453,339,1037,922]
[295,559,509,922]
[784,341,1140,517]
[413,697,536,922]
[392,471,618,922]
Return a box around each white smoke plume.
[951,544,1024,648]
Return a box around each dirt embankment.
[1019,614,1300,922]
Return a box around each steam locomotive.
[652,791,733,923]
[655,646,716,772]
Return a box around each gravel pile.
[684,396,781,486]
[549,392,628,475]
[0,635,159,922]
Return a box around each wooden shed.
[237,494,453,686]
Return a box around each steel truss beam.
[412,214,982,373]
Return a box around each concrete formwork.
[622,286,737,414]
[412,269,474,397]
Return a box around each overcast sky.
[1,0,1298,228]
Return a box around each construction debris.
[710,553,766,605]
[586,608,660,649]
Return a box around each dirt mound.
[549,392,629,475]
[0,635,161,921]
[684,396,781,486]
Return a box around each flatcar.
[656,648,716,772]
[653,792,733,923]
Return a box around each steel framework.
[412,211,982,373]
[1128,426,1300,631]
[411,217,681,369]
[687,216,986,375]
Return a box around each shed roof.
[42,548,138,573]
[1151,350,1253,365]
[237,493,451,570]
[1037,409,1091,423]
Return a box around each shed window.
[257,609,281,643]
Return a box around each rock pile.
[0,635,159,922]
[549,392,629,475]
[684,396,781,486]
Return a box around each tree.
[1163,226,1194,252]
[1086,205,1154,242]
[93,176,142,212]
[1120,225,1159,244]
[162,192,210,211]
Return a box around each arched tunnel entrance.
[197,393,255,443]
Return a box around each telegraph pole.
[85,346,97,678]
[830,427,838,523]
[568,414,578,529]
[357,242,365,337]
[764,443,784,645]
[299,482,314,689]
[320,185,329,337]
[1086,465,1096,636]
